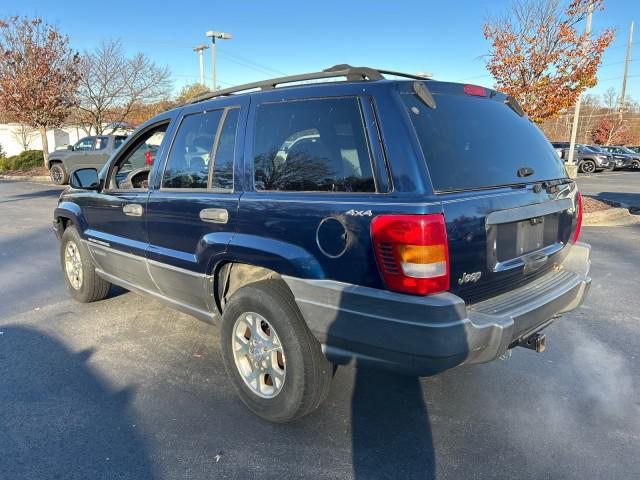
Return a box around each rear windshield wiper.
[517,166,535,177]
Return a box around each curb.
[0,175,52,183]
[584,207,640,226]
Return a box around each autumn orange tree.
[483,0,614,124]
[591,117,633,145]
[0,16,81,167]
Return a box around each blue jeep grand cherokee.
[54,65,591,422]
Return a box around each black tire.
[220,279,333,423]
[60,225,111,303]
[579,160,596,174]
[50,162,68,185]
[630,160,640,170]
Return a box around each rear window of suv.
[402,86,566,192]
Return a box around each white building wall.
[0,124,92,157]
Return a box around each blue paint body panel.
[54,78,579,309]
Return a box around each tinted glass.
[95,136,109,150]
[163,110,223,189]
[403,89,567,192]
[212,108,239,191]
[253,97,374,192]
[74,137,94,151]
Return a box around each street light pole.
[193,44,209,86]
[566,1,594,178]
[206,30,232,91]
[619,20,634,118]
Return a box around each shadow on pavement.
[0,327,154,480]
[592,191,640,209]
[0,186,63,204]
[350,369,435,480]
[323,288,458,479]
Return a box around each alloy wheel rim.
[583,162,595,173]
[232,312,286,398]
[64,241,83,290]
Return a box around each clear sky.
[2,0,638,100]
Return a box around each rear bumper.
[283,242,591,376]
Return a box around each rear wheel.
[579,160,596,174]
[220,279,333,423]
[60,225,111,302]
[630,160,640,170]
[50,162,68,185]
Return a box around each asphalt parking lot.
[577,170,640,206]
[1,178,639,480]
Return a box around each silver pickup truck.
[48,135,128,185]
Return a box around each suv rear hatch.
[401,82,580,304]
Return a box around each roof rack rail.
[188,64,385,105]
[375,69,431,81]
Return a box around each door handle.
[200,208,228,224]
[123,203,144,217]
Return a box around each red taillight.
[572,192,583,243]
[371,214,450,295]
[464,84,487,97]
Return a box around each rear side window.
[402,89,566,192]
[253,97,374,192]
[163,110,223,189]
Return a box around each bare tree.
[0,16,81,166]
[11,123,37,151]
[76,40,173,134]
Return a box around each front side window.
[109,124,168,190]
[253,97,375,192]
[162,110,223,189]
[74,137,95,151]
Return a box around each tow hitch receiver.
[517,332,547,353]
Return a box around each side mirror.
[70,168,100,190]
[67,144,74,151]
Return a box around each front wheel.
[50,162,68,185]
[60,225,111,302]
[220,279,333,423]
[579,160,596,174]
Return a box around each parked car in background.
[550,142,613,173]
[54,65,590,423]
[627,146,640,154]
[598,145,640,170]
[587,145,629,170]
[48,134,128,185]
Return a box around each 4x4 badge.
[345,209,372,217]
[458,271,482,285]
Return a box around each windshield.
[402,88,567,192]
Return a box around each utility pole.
[206,30,233,91]
[619,20,634,118]
[193,44,209,86]
[567,1,594,178]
